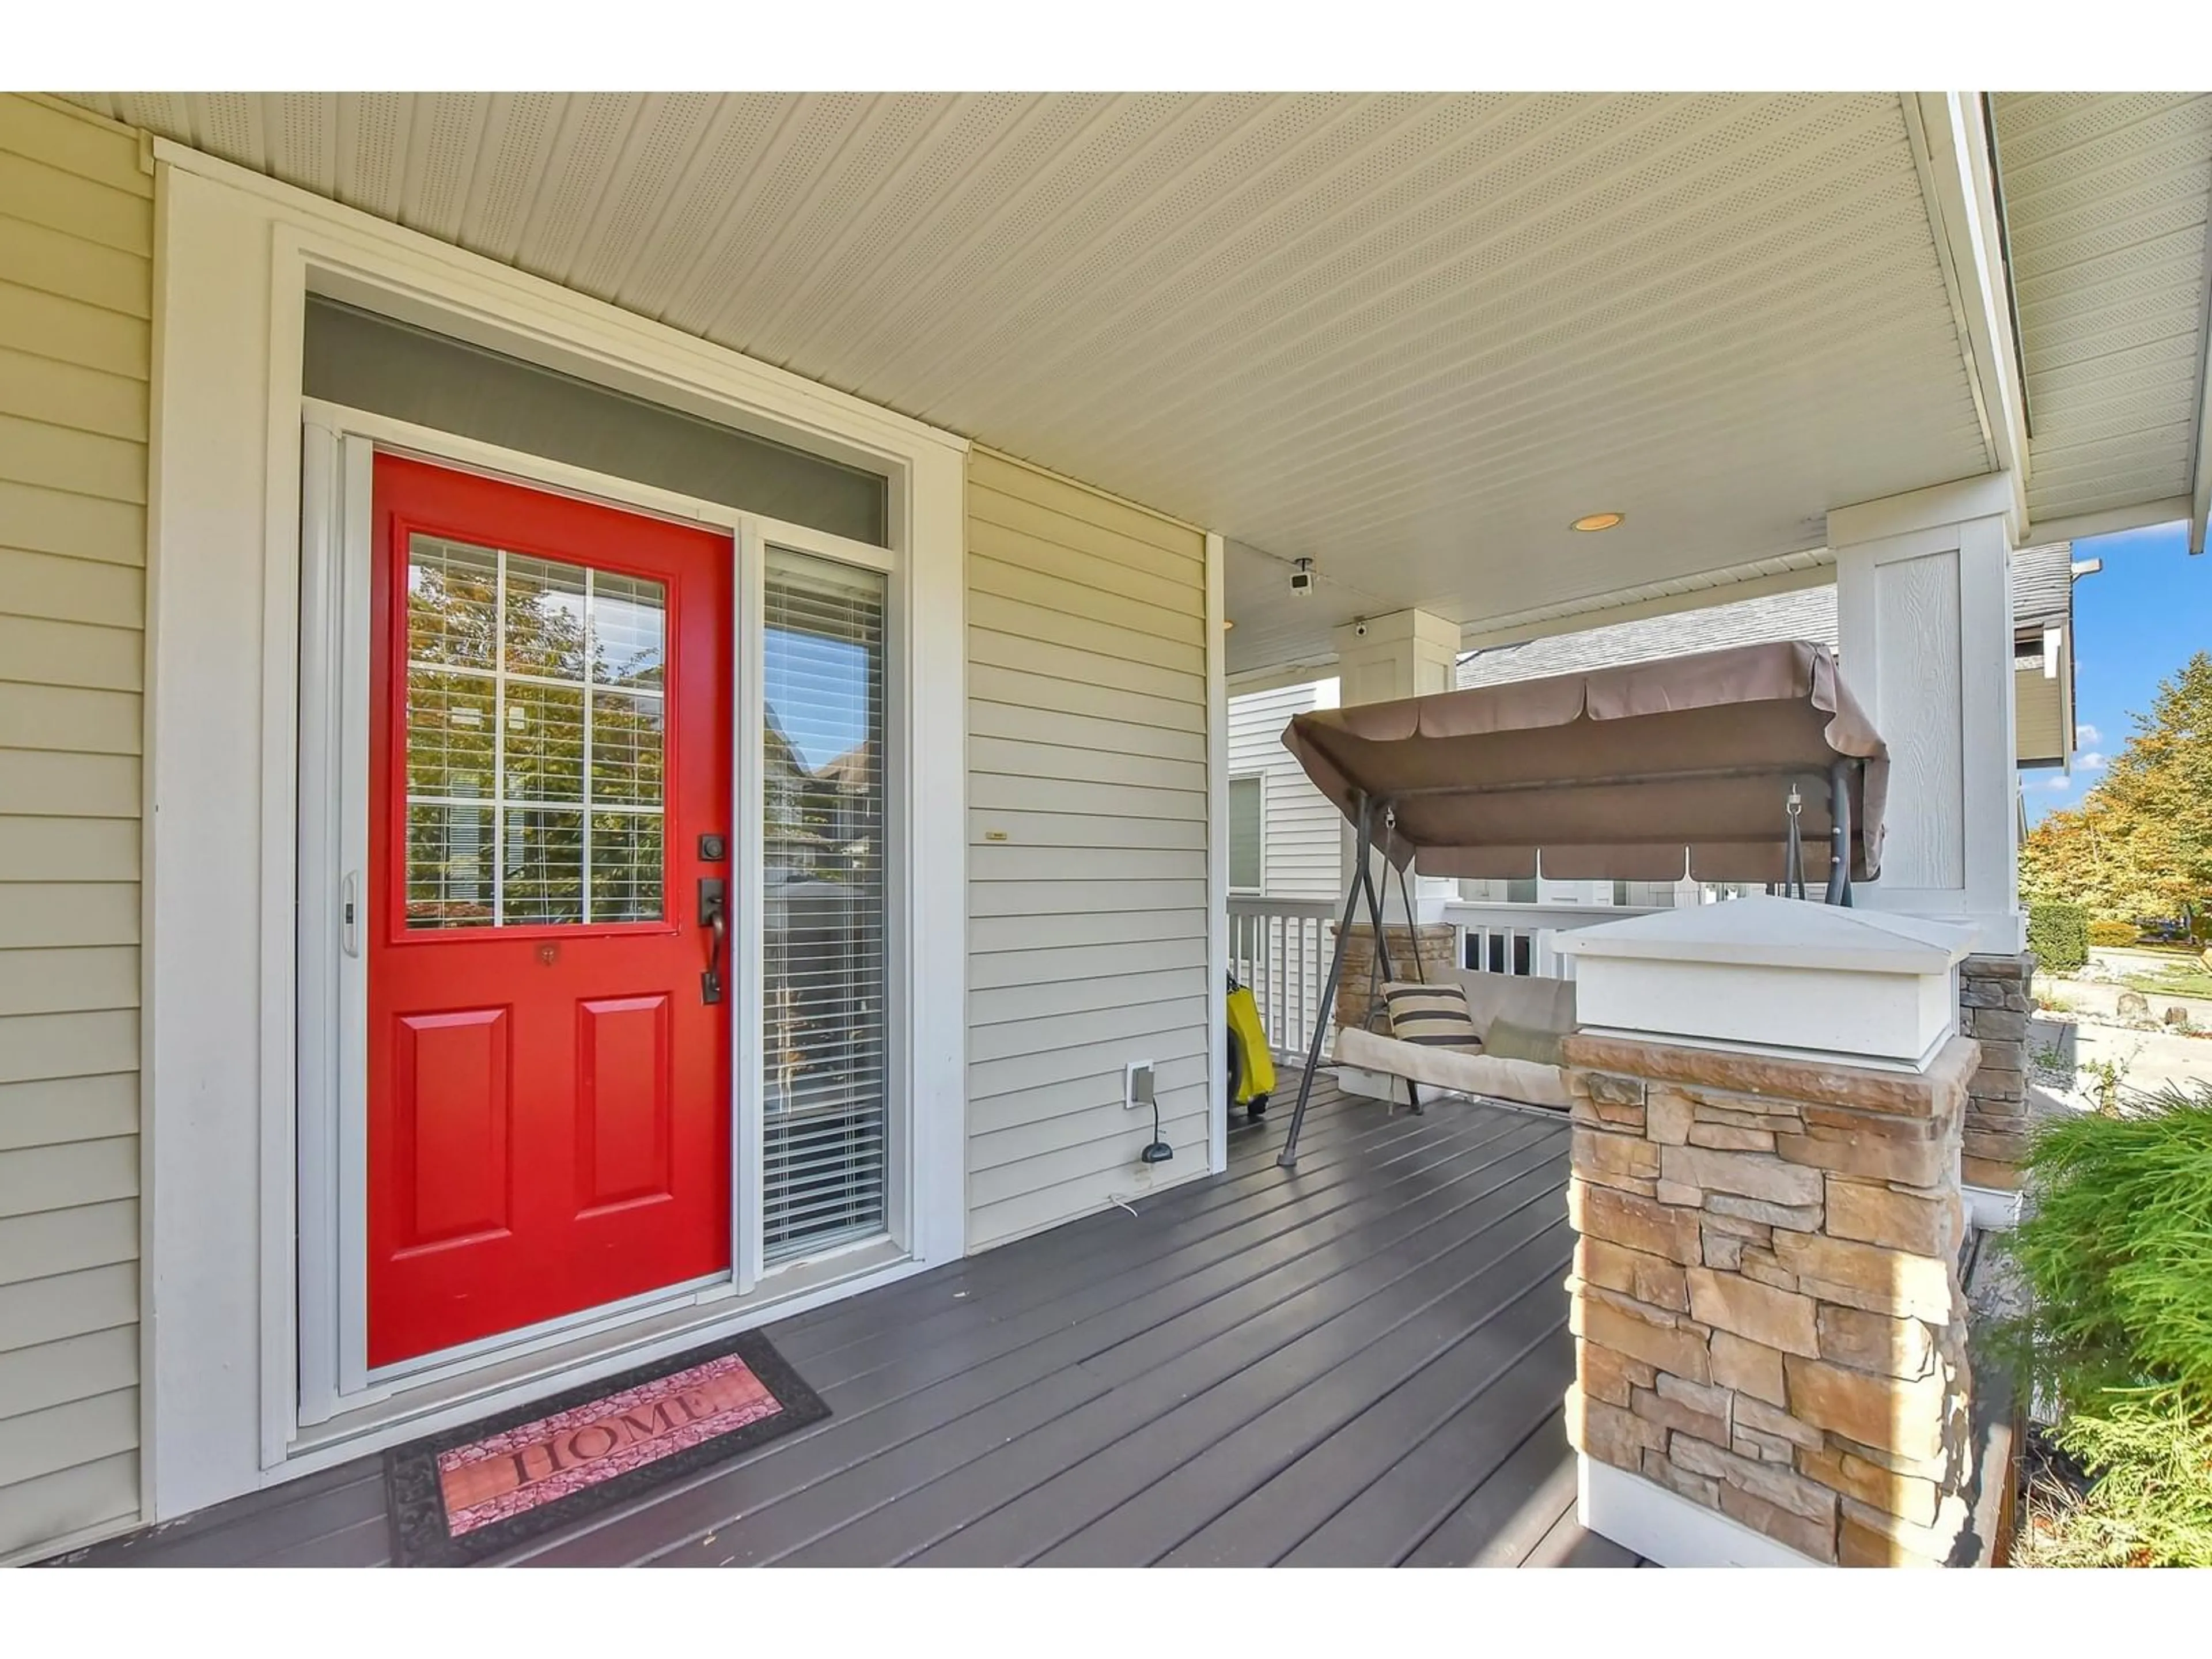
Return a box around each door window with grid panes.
[403,535,668,928]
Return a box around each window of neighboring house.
[1611,879,1680,908]
[1457,877,1540,903]
[1700,881,1771,903]
[1229,774,1266,893]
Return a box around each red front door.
[367,455,733,1368]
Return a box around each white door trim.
[146,157,967,1520]
[1206,531,1230,1175]
[290,401,948,1436]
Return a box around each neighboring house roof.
[2010,541,2075,626]
[813,741,877,791]
[1457,587,1839,689]
[1456,543,2075,692]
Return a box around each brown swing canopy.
[1282,639,1889,884]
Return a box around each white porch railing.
[1228,896,1338,1061]
[1442,901,1662,980]
[1229,896,1669,1062]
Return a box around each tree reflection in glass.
[402,535,666,927]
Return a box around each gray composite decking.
[57,1075,1642,1568]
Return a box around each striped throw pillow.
[1381,981,1481,1049]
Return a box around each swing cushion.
[1479,1013,1566,1069]
[1336,970,1578,1113]
[1381,982,1482,1049]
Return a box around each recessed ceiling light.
[1570,512,1626,532]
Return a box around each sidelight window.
[761,549,890,1257]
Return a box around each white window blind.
[762,550,890,1259]
[1229,775,1264,892]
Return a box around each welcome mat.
[385,1329,828,1566]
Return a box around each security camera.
[1354,619,1369,637]
[1289,558,1316,597]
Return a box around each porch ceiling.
[1989,93,2212,533]
[66,92,2005,671]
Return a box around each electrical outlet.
[1124,1061,1156,1108]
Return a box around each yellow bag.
[1225,980,1277,1116]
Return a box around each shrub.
[2089,919,2139,948]
[2029,901,2090,975]
[2001,1085,2212,1566]
[2016,1389,2212,1567]
[2004,1085,2212,1407]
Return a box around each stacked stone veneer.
[1560,1031,1982,1566]
[1332,923,1457,1033]
[1959,952,2035,1191]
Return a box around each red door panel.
[367,454,733,1369]
[576,994,675,1214]
[391,1008,512,1254]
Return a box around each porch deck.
[60,1077,1639,1567]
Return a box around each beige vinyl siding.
[965,450,1212,1250]
[0,93,147,1562]
[2014,662,2067,768]
[1226,680,1341,901]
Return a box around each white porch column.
[1332,611,1460,927]
[1829,478,2025,955]
[1332,608,1460,706]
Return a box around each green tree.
[2024,652,2212,924]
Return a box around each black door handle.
[699,878,727,1005]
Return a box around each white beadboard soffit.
[1990,93,2212,527]
[66,92,2015,673]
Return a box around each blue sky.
[765,627,874,771]
[2022,519,2211,823]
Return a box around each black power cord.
[1138,1067,1173,1164]
[1141,1089,1173,1163]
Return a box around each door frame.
[144,148,968,1514]
[296,402,911,1425]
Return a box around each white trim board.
[1206,531,1230,1176]
[1899,94,2030,532]
[1965,1182,2023,1232]
[1580,1456,1830,1569]
[143,157,969,1522]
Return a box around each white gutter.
[1902,92,2033,541]
[2192,202,2212,554]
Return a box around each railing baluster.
[1226,897,1338,1065]
[1433,899,1667,980]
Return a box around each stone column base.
[1561,1032,1981,1567]
[1960,952,2035,1191]
[1332,922,1457,1033]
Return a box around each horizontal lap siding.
[965,452,1211,1250]
[1227,680,1342,901]
[2013,664,2065,764]
[0,94,147,1561]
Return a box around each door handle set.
[699,877,728,1005]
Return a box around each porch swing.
[1271,639,1892,1168]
